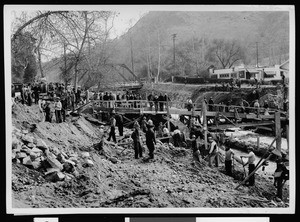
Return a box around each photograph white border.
[5,4,295,215]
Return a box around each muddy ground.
[10,101,289,208]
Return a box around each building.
[209,60,289,81]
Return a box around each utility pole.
[63,41,67,85]
[172,34,177,72]
[157,29,161,83]
[256,42,259,68]
[130,34,135,75]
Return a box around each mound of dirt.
[10,103,288,208]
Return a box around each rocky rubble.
[10,103,289,208]
[11,125,96,183]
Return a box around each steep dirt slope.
[10,103,288,208]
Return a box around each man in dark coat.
[116,113,124,137]
[158,93,165,111]
[146,121,156,159]
[147,93,154,110]
[44,101,52,122]
[208,97,214,111]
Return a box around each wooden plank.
[275,112,281,153]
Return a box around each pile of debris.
[11,126,97,183]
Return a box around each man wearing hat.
[54,97,62,123]
[44,101,52,122]
[107,110,117,143]
[208,136,219,167]
[141,116,148,133]
[191,134,201,163]
[145,120,156,159]
[96,125,105,154]
[240,147,256,186]
[131,121,143,159]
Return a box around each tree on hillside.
[23,54,38,83]
[207,39,246,68]
[11,32,38,83]
[12,10,117,88]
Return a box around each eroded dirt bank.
[10,103,289,208]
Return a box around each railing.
[89,99,287,116]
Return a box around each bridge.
[77,99,288,131]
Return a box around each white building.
[209,60,289,81]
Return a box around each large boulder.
[22,134,34,144]
[16,152,27,159]
[31,160,42,169]
[27,143,35,148]
[45,152,63,171]
[22,156,33,166]
[12,136,21,150]
[45,171,65,182]
[31,147,43,154]
[36,139,49,151]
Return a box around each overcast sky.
[111,8,148,38]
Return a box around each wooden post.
[286,124,289,151]
[167,100,171,131]
[202,100,208,150]
[275,112,281,153]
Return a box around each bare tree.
[210,39,245,68]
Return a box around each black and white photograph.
[4,5,295,214]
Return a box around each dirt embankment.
[10,103,288,208]
[141,83,278,108]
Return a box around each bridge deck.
[78,99,287,122]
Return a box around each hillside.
[40,11,289,83]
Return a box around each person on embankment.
[240,147,256,186]
[208,136,219,167]
[225,146,235,176]
[145,121,156,159]
[131,121,143,159]
[107,110,117,143]
[191,134,201,163]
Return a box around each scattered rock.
[63,161,75,173]
[22,156,32,166]
[46,152,63,171]
[109,157,118,164]
[31,147,43,154]
[21,147,31,155]
[81,152,90,158]
[45,168,60,175]
[45,171,65,182]
[83,159,94,167]
[69,157,79,165]
[51,147,60,156]
[27,143,35,148]
[29,152,40,161]
[31,160,42,169]
[22,134,34,144]
[16,152,27,159]
[57,153,67,163]
[36,139,48,151]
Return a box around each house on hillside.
[208,60,289,81]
